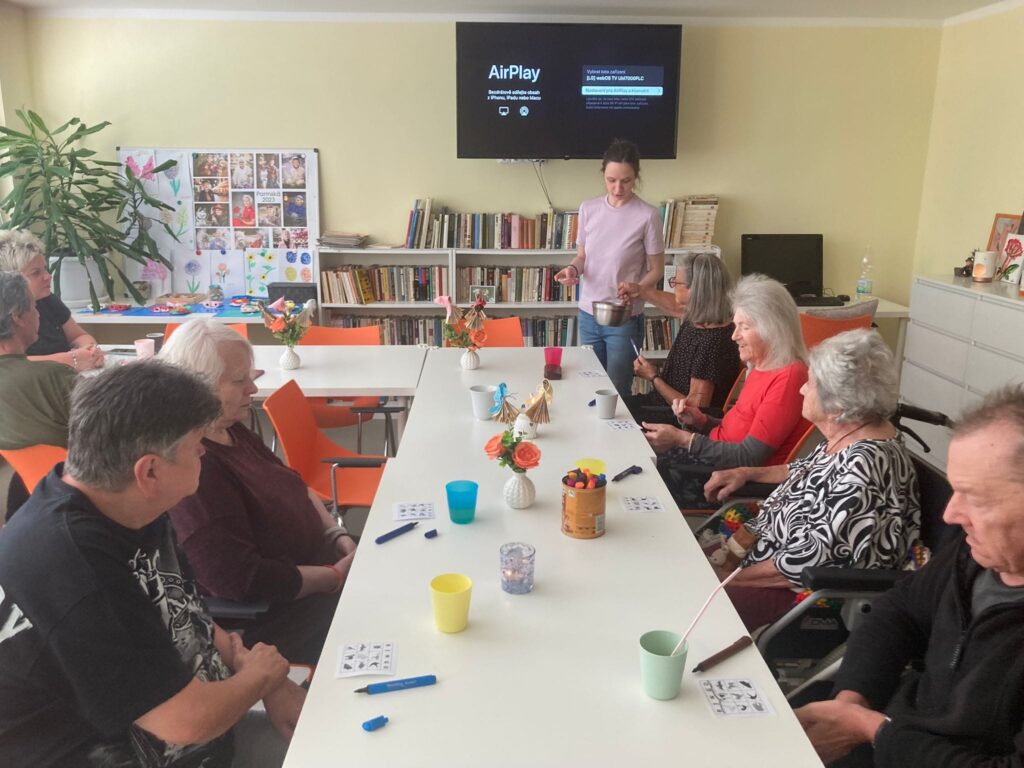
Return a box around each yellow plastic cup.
[574,457,606,476]
[430,573,473,633]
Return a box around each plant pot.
[280,345,301,370]
[503,473,536,509]
[460,349,480,370]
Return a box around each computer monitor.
[740,234,824,298]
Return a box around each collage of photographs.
[191,151,310,252]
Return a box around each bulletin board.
[117,147,319,300]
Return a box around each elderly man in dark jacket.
[795,384,1024,767]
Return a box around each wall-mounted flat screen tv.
[456,22,681,160]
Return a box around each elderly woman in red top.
[643,274,810,509]
[161,317,357,664]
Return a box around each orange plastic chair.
[262,379,386,515]
[0,444,67,493]
[165,322,249,340]
[799,313,872,350]
[297,325,395,453]
[481,316,525,348]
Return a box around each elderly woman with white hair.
[703,329,921,631]
[160,317,358,664]
[0,230,104,370]
[644,274,811,508]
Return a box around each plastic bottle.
[856,245,874,301]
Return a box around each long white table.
[284,347,821,767]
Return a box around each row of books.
[659,195,719,248]
[455,267,579,303]
[642,315,682,352]
[405,199,579,250]
[320,265,448,305]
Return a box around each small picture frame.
[470,284,496,303]
[1000,234,1024,285]
[987,213,1022,254]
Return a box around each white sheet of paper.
[622,496,665,513]
[698,678,776,717]
[577,370,607,378]
[393,501,436,521]
[606,419,640,431]
[336,642,396,678]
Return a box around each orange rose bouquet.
[257,296,315,347]
[485,425,541,474]
[435,295,488,351]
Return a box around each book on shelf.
[320,264,449,304]
[401,201,578,249]
[455,266,578,303]
[659,195,719,248]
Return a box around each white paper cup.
[595,389,618,419]
[134,338,156,359]
[469,384,497,420]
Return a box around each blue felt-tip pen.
[375,521,419,545]
[354,675,438,695]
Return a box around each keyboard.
[795,295,844,307]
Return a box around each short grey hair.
[0,230,46,272]
[810,329,897,424]
[730,274,807,368]
[65,360,221,491]
[954,384,1024,467]
[675,252,732,325]
[159,317,251,386]
[0,272,33,341]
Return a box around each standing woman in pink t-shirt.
[555,139,665,396]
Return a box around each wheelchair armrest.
[321,457,388,468]
[800,566,910,592]
[349,405,407,415]
[204,596,270,620]
[733,481,780,498]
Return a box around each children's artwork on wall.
[172,251,212,294]
[281,249,315,282]
[244,249,278,297]
[999,234,1024,285]
[140,258,171,296]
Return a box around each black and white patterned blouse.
[744,436,920,587]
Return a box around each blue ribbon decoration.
[489,382,509,416]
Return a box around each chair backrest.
[0,444,68,493]
[911,455,957,553]
[799,313,873,350]
[722,367,748,413]
[481,316,525,348]
[784,423,821,463]
[262,379,320,473]
[164,322,249,340]
[299,324,381,346]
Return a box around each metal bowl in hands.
[592,300,630,327]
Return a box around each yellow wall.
[915,6,1024,276]
[0,2,32,134]
[14,16,940,306]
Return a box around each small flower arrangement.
[257,296,315,347]
[435,295,488,351]
[484,425,541,474]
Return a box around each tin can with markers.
[561,473,606,539]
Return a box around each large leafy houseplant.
[0,109,178,310]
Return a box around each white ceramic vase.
[280,345,301,370]
[513,412,538,439]
[460,349,480,370]
[503,472,536,509]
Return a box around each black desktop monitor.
[740,234,824,298]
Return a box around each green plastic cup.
[639,630,688,700]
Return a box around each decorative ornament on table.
[435,295,488,370]
[484,425,541,509]
[258,295,315,370]
[524,380,553,424]
[489,383,521,425]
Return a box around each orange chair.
[165,322,249,340]
[298,325,401,454]
[262,379,386,516]
[0,444,67,494]
[481,316,525,348]
[799,313,872,350]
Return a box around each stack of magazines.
[319,231,368,248]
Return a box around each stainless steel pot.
[592,300,630,327]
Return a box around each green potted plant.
[0,109,178,310]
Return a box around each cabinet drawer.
[904,322,968,383]
[910,280,975,337]
[900,359,963,417]
[964,345,1024,395]
[971,298,1024,360]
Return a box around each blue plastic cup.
[446,480,479,524]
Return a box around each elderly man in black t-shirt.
[794,385,1024,767]
[0,361,304,768]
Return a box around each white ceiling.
[6,0,1014,23]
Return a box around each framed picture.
[1000,234,1024,285]
[470,284,496,303]
[987,213,1022,254]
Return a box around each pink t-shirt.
[577,195,665,316]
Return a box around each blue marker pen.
[375,521,419,545]
[354,675,437,694]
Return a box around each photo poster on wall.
[118,147,319,300]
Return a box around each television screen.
[456,23,681,160]
[741,234,825,298]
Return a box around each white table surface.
[283,347,821,768]
[250,344,428,398]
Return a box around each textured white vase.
[460,349,480,370]
[503,472,536,509]
[280,345,301,370]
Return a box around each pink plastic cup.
[544,347,563,366]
